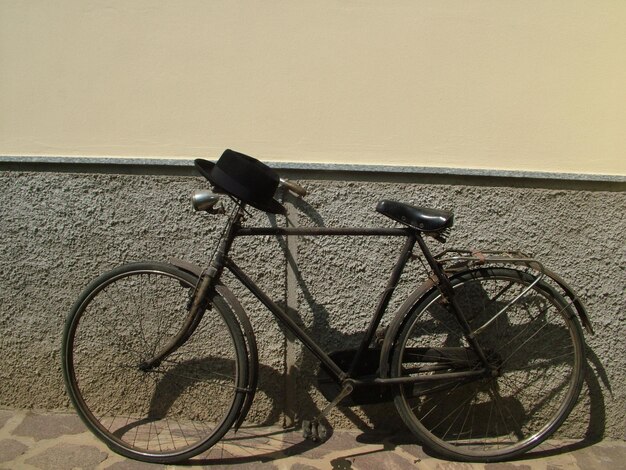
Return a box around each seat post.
[415,233,452,294]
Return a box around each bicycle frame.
[215,206,490,388]
[230,226,414,382]
[143,204,490,388]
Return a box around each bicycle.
[61,149,593,464]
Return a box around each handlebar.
[279,178,307,197]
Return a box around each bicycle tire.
[62,262,248,463]
[390,267,585,462]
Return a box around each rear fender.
[379,277,438,379]
[542,267,594,335]
[379,265,594,380]
[435,249,594,335]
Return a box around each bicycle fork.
[139,206,244,372]
[139,274,215,372]
[136,267,217,371]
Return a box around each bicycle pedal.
[302,419,330,443]
[317,421,330,442]
[302,419,320,442]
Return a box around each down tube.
[224,257,346,382]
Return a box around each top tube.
[236,227,413,237]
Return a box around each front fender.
[170,259,259,430]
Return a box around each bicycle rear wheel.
[62,262,248,463]
[391,267,585,462]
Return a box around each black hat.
[195,150,285,214]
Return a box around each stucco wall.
[0,166,624,440]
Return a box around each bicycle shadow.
[137,353,608,468]
[264,197,403,431]
[267,194,610,460]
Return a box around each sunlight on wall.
[1,1,625,175]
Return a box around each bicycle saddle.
[376,200,453,233]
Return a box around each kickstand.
[302,383,354,442]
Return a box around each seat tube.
[347,233,416,376]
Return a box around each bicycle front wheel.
[62,262,248,463]
[391,268,585,462]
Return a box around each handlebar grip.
[279,178,307,197]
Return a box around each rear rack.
[436,248,543,274]
[434,248,594,335]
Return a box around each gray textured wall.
[0,167,624,440]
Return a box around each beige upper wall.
[1,0,625,175]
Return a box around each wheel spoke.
[392,268,584,461]
[63,264,246,462]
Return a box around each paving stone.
[224,427,273,446]
[546,464,566,470]
[354,430,395,445]
[24,443,107,470]
[105,459,167,469]
[485,463,532,470]
[289,463,320,470]
[13,412,86,441]
[195,442,282,469]
[219,430,280,455]
[327,456,354,470]
[197,444,238,460]
[570,443,625,469]
[0,411,13,430]
[394,440,431,462]
[595,444,626,467]
[0,408,624,470]
[291,431,366,459]
[280,438,321,458]
[433,462,479,470]
[352,449,418,470]
[0,439,28,463]
[200,460,278,470]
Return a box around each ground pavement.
[0,409,624,469]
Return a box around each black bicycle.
[62,150,592,464]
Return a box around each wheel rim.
[64,268,244,458]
